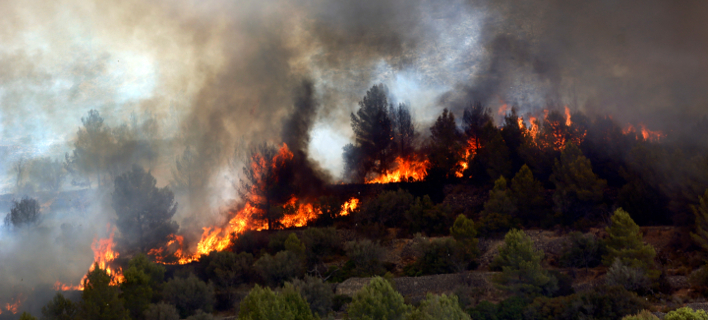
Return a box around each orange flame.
[55,224,124,290]
[622,123,665,142]
[455,138,478,178]
[339,198,359,216]
[280,197,321,228]
[497,103,509,116]
[366,156,430,184]
[564,106,572,126]
[3,293,24,314]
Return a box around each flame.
[280,197,321,228]
[517,117,525,130]
[149,234,198,265]
[339,198,359,216]
[528,117,539,140]
[455,138,478,178]
[3,293,24,314]
[622,123,665,142]
[564,106,572,126]
[55,224,124,290]
[366,156,430,183]
[497,103,509,116]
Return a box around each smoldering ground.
[1,0,708,315]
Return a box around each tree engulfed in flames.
[366,156,430,184]
[455,138,478,178]
[55,224,124,291]
[339,198,359,216]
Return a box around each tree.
[112,165,179,253]
[559,232,604,270]
[19,312,37,320]
[239,143,294,230]
[405,195,453,235]
[491,229,557,298]
[500,107,526,172]
[509,164,546,224]
[347,277,411,320]
[345,239,385,277]
[78,264,130,320]
[171,145,202,191]
[349,84,394,178]
[28,157,66,192]
[143,303,180,320]
[121,254,166,320]
[163,274,215,318]
[691,190,708,252]
[622,310,660,320]
[238,284,315,320]
[427,109,464,179]
[4,197,40,228]
[602,208,657,276]
[68,109,112,188]
[390,103,417,160]
[41,292,78,320]
[551,143,607,225]
[664,307,708,320]
[204,251,253,303]
[406,294,470,320]
[478,177,518,235]
[289,275,334,317]
[462,101,492,152]
[449,215,480,269]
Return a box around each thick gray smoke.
[1,0,708,315]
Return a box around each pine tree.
[551,143,607,225]
[238,284,315,320]
[603,208,657,277]
[427,109,464,179]
[491,229,558,297]
[350,84,394,177]
[348,277,411,320]
[450,214,480,268]
[405,294,470,320]
[510,164,546,224]
[79,264,130,320]
[691,190,708,252]
[479,177,518,235]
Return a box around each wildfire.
[564,106,572,126]
[497,103,509,116]
[339,198,359,216]
[455,138,478,178]
[2,293,24,314]
[366,156,430,184]
[55,224,124,291]
[280,197,321,228]
[623,124,665,142]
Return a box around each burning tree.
[239,143,295,230]
[427,108,464,179]
[112,165,179,254]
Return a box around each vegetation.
[238,284,315,320]
[603,208,657,277]
[345,239,385,276]
[163,274,215,318]
[79,264,131,320]
[691,189,708,252]
[478,176,518,235]
[406,294,470,320]
[4,197,41,228]
[559,232,604,269]
[41,293,78,320]
[664,307,708,320]
[347,277,411,320]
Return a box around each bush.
[19,312,36,320]
[406,293,470,320]
[495,296,527,320]
[605,258,651,293]
[254,251,305,287]
[345,239,385,276]
[491,229,557,298]
[204,250,254,308]
[347,277,411,320]
[163,274,215,318]
[523,285,648,320]
[450,215,480,265]
[301,227,341,267]
[665,307,708,320]
[332,294,353,312]
[289,275,333,317]
[41,292,78,320]
[357,189,415,228]
[603,208,657,278]
[237,284,315,320]
[185,310,214,320]
[467,300,497,320]
[404,195,453,236]
[622,310,660,320]
[121,253,167,320]
[559,232,604,269]
[689,266,708,296]
[267,231,294,253]
[4,197,40,228]
[143,303,180,320]
[405,236,459,276]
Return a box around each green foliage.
[691,190,708,252]
[550,143,607,225]
[332,294,353,312]
[450,215,480,265]
[19,312,37,320]
[143,303,180,320]
[357,189,415,228]
[238,284,315,320]
[665,307,708,320]
[112,165,179,254]
[523,285,648,320]
[478,177,518,236]
[405,236,468,276]
[79,264,130,320]
[559,232,604,269]
[405,195,453,235]
[603,208,657,276]
[605,258,651,293]
[284,233,306,256]
[204,250,254,306]
[427,108,464,179]
[689,266,708,296]
[495,296,527,320]
[405,294,470,320]
[622,310,660,320]
[289,275,333,316]
[491,229,557,298]
[254,250,305,286]
[121,253,166,319]
[509,164,547,224]
[301,227,341,267]
[163,274,215,318]
[467,300,497,320]
[347,277,411,320]
[469,125,511,182]
[186,310,215,320]
[4,197,40,228]
[345,239,385,277]
[41,292,78,320]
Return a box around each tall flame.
[2,294,25,314]
[622,123,665,142]
[339,198,359,216]
[455,138,478,178]
[564,106,572,126]
[366,156,430,184]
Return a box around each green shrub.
[622,310,660,320]
[405,195,453,236]
[523,285,647,320]
[237,284,315,320]
[603,208,657,278]
[143,303,180,320]
[41,292,78,320]
[121,253,166,320]
[19,312,37,320]
[332,294,353,312]
[301,227,341,266]
[467,300,497,320]
[254,251,305,286]
[491,229,557,298]
[357,189,415,228]
[347,277,411,320]
[203,250,254,308]
[450,215,480,265]
[267,231,294,253]
[405,294,470,320]
[665,307,708,320]
[605,258,651,293]
[495,296,527,320]
[163,274,215,318]
[289,275,333,317]
[689,266,708,296]
[345,239,385,276]
[405,236,459,276]
[559,232,604,269]
[79,264,130,320]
